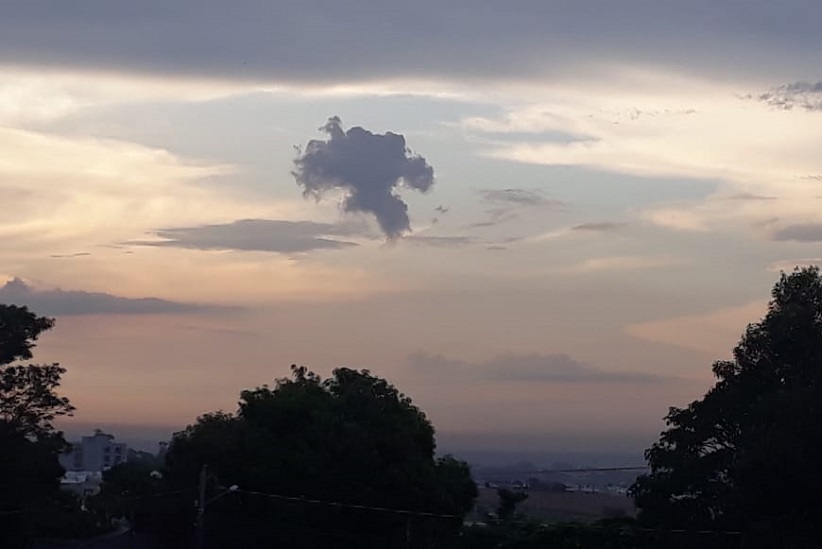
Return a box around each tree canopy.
[0,303,83,542]
[0,304,73,440]
[631,267,822,540]
[0,304,54,366]
[165,365,477,547]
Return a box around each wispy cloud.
[471,188,565,228]
[0,278,222,316]
[570,222,627,232]
[402,235,475,248]
[131,219,358,254]
[460,76,822,238]
[479,188,564,208]
[408,351,662,383]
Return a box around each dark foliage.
[0,304,54,366]
[164,365,477,547]
[0,304,97,545]
[496,488,528,521]
[631,267,822,542]
[0,363,74,438]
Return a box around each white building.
[60,471,103,499]
[60,429,129,472]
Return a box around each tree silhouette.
[496,488,529,521]
[166,365,477,547]
[0,304,73,440]
[0,304,82,541]
[0,304,54,366]
[631,267,822,541]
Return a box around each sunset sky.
[3,1,822,455]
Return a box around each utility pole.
[196,464,207,549]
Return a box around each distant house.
[59,429,129,472]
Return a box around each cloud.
[770,223,822,242]
[570,222,627,232]
[0,2,818,89]
[463,77,822,238]
[725,192,777,201]
[403,235,474,248]
[759,81,822,111]
[50,252,91,259]
[131,219,358,254]
[471,188,564,228]
[0,278,216,316]
[408,351,660,383]
[479,188,564,208]
[0,125,251,261]
[293,117,435,239]
[468,209,519,228]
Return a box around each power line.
[237,489,460,519]
[112,487,192,503]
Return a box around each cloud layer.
[409,351,660,383]
[293,117,435,239]
[133,219,358,254]
[0,278,214,316]
[1,2,819,87]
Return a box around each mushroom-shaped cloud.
[293,117,435,240]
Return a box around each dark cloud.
[571,222,627,232]
[771,223,822,242]
[131,218,358,253]
[759,81,822,111]
[408,351,660,383]
[0,2,818,87]
[0,278,216,316]
[293,117,435,240]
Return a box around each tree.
[496,488,528,521]
[1,362,74,439]
[0,304,73,439]
[0,304,54,366]
[0,304,80,541]
[166,365,477,547]
[631,267,822,541]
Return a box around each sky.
[3,1,822,456]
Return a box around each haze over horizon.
[3,1,822,457]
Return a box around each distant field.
[470,487,636,523]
